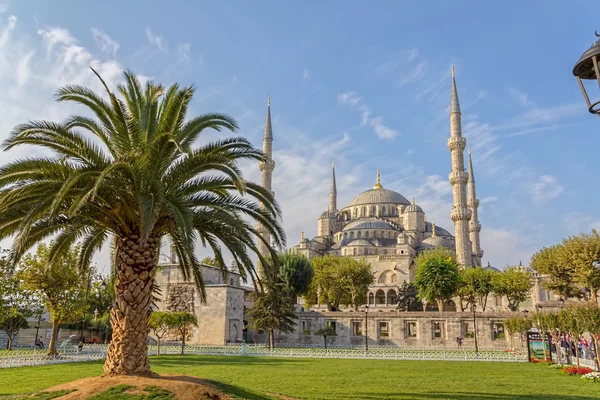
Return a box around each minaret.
[329,160,337,212]
[467,147,483,266]
[448,66,472,267]
[257,96,275,273]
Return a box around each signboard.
[526,331,552,362]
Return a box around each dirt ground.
[42,374,233,400]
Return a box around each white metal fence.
[0,343,527,369]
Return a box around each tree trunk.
[323,335,327,350]
[594,335,600,371]
[269,330,275,349]
[181,328,186,355]
[47,320,60,356]
[437,298,444,312]
[6,336,13,351]
[575,339,580,368]
[103,236,157,376]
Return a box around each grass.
[0,355,598,399]
[88,384,175,400]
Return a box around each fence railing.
[0,343,527,369]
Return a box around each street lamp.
[573,32,600,116]
[364,305,369,352]
[471,304,478,354]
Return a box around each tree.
[491,267,533,312]
[396,281,421,311]
[200,257,217,267]
[559,231,600,302]
[457,267,494,312]
[247,280,297,349]
[413,248,460,311]
[531,311,552,361]
[559,307,585,368]
[314,325,337,349]
[0,249,37,350]
[148,311,176,356]
[304,255,372,311]
[530,245,581,300]
[504,316,532,351]
[18,243,89,356]
[577,304,600,370]
[169,312,198,355]
[0,70,284,375]
[276,252,314,300]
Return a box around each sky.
[0,0,599,274]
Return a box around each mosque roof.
[421,236,449,248]
[404,202,423,213]
[347,188,410,207]
[347,239,373,246]
[425,222,452,237]
[343,218,396,231]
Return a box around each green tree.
[530,245,581,300]
[0,70,284,375]
[504,316,532,351]
[276,251,314,300]
[169,312,198,355]
[148,311,176,356]
[559,231,600,302]
[304,255,372,311]
[314,325,337,349]
[17,243,89,356]
[247,280,297,349]
[200,257,217,267]
[577,304,600,370]
[491,267,533,312]
[0,249,37,350]
[457,267,494,312]
[559,307,585,368]
[531,311,552,361]
[396,281,421,311]
[413,248,460,311]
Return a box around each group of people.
[554,334,597,363]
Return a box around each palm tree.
[0,69,285,376]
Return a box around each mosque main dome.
[348,188,410,207]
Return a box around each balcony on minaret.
[450,206,471,221]
[468,198,480,208]
[447,136,466,151]
[259,159,275,172]
[469,222,482,232]
[448,171,468,186]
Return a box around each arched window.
[382,206,386,215]
[368,293,374,305]
[344,232,348,240]
[371,206,376,216]
[365,231,369,238]
[387,289,397,305]
[230,278,234,286]
[350,232,354,239]
[362,207,367,217]
[391,274,397,283]
[353,248,357,256]
[378,273,387,284]
[375,290,386,305]
[357,231,361,238]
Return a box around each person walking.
[456,336,462,348]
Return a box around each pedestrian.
[77,341,83,353]
[456,336,462,348]
[34,337,44,349]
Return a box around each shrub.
[560,366,593,376]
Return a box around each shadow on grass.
[152,354,309,367]
[350,392,600,400]
[157,375,268,400]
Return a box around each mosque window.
[378,273,387,284]
[352,321,363,336]
[375,290,385,305]
[387,289,397,305]
[365,231,369,238]
[353,208,358,218]
[382,206,386,215]
[357,231,361,238]
[368,293,374,305]
[350,232,354,239]
[353,248,357,256]
[362,207,367,217]
[432,322,445,339]
[405,321,417,338]
[344,232,348,240]
[378,321,389,337]
[371,206,376,216]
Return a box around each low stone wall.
[253,310,513,348]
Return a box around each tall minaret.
[329,160,337,212]
[448,67,472,267]
[467,147,483,266]
[257,97,275,272]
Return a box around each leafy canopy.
[413,247,460,310]
[0,69,285,297]
[491,266,533,312]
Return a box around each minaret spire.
[448,67,472,267]
[467,147,483,266]
[257,96,276,277]
[329,160,337,212]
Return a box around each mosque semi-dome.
[348,188,410,207]
[347,239,373,246]
[342,218,396,231]
[420,236,449,249]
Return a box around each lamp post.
[34,309,43,342]
[573,32,600,116]
[364,305,369,352]
[471,303,478,354]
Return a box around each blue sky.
[0,1,599,272]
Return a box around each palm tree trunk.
[47,320,60,356]
[103,236,156,376]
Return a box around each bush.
[560,366,593,376]
[582,372,600,382]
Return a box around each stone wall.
[166,284,195,312]
[256,310,513,348]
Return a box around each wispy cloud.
[530,175,563,202]
[302,68,310,82]
[338,91,399,140]
[177,42,191,62]
[480,196,498,204]
[91,28,119,58]
[145,27,167,51]
[398,62,427,86]
[373,48,419,76]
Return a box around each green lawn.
[0,355,598,400]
